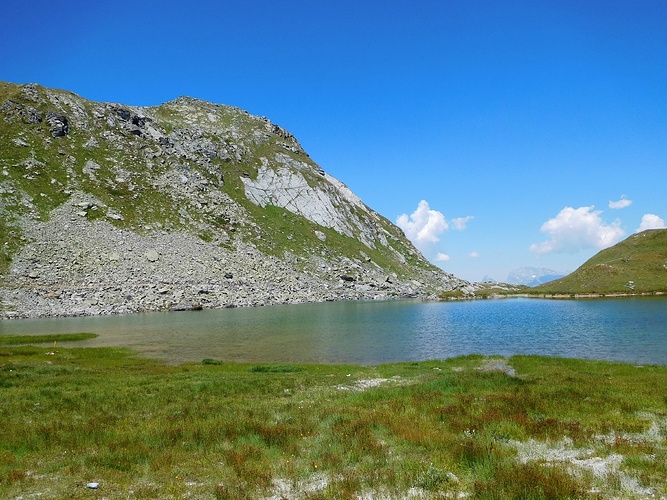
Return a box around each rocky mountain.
[531,229,667,295]
[506,267,564,287]
[0,82,471,318]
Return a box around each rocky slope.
[0,82,471,318]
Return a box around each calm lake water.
[1,297,666,365]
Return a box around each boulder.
[45,112,70,137]
[145,249,160,262]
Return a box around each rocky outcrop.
[45,112,69,137]
[242,154,383,248]
[0,81,470,319]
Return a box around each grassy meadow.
[0,334,666,498]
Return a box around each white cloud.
[469,251,480,258]
[637,213,665,232]
[609,195,632,209]
[435,253,451,262]
[451,216,474,230]
[396,200,448,248]
[530,206,626,255]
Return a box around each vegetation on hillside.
[530,229,667,296]
[1,344,665,498]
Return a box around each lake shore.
[520,290,667,299]
[442,289,667,300]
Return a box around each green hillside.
[531,229,667,295]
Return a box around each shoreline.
[0,288,430,321]
[441,290,667,301]
[513,290,665,299]
[3,287,667,321]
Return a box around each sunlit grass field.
[1,334,665,498]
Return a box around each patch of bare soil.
[336,376,406,392]
[477,358,516,377]
[510,431,659,497]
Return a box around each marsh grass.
[0,333,97,345]
[0,348,665,498]
[248,364,305,373]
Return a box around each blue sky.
[3,1,666,281]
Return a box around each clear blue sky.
[3,1,666,281]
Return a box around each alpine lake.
[2,296,666,366]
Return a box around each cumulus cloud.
[396,200,474,251]
[637,213,665,232]
[396,200,449,248]
[530,206,626,255]
[609,195,632,209]
[469,251,480,258]
[435,253,451,262]
[451,216,474,230]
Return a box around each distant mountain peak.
[506,267,564,286]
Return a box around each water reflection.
[1,297,666,365]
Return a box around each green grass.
[0,333,97,345]
[531,229,667,295]
[248,364,306,373]
[0,348,665,498]
[245,203,430,280]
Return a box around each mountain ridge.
[0,81,470,318]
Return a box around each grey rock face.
[1,99,43,124]
[242,154,386,248]
[243,163,364,241]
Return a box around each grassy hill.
[530,228,667,295]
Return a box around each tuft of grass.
[438,289,467,299]
[472,461,587,499]
[249,364,305,373]
[202,358,223,365]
